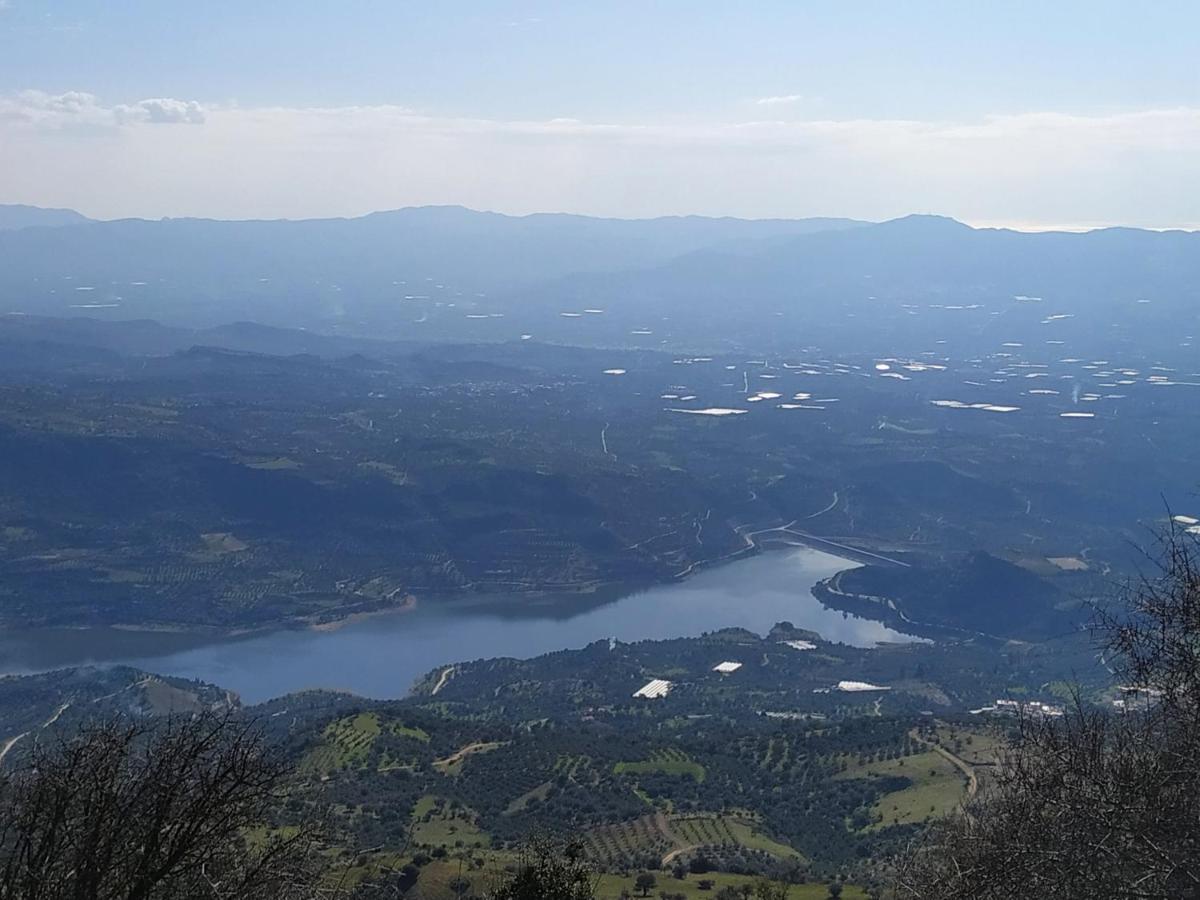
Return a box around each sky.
[1,1,1198,227]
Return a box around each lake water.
[0,548,913,703]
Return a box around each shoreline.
[0,539,928,705]
[0,534,906,651]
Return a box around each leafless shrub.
[896,529,1200,899]
[0,712,331,900]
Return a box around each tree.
[0,712,326,900]
[753,880,789,900]
[898,530,1200,898]
[487,839,595,900]
[635,873,657,897]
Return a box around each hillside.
[822,552,1073,640]
[2,208,1195,363]
[0,204,92,231]
[0,316,1191,635]
[0,207,862,332]
[0,628,1105,895]
[512,217,1200,356]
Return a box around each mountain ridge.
[0,204,93,230]
[1,207,1197,358]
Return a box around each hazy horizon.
[2,7,1199,893]
[3,2,1199,229]
[4,201,1199,235]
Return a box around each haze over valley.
[0,189,1197,894]
[1,5,1198,896]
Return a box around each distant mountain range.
[0,204,93,230]
[522,213,1200,355]
[0,203,864,292]
[0,205,1195,358]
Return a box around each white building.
[970,697,1064,718]
[835,680,891,693]
[633,679,672,699]
[779,639,817,651]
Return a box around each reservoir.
[0,549,913,703]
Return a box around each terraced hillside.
[0,628,1076,896]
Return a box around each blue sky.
[2,2,1198,225]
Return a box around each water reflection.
[0,549,913,703]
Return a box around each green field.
[615,748,706,782]
[410,794,491,849]
[398,856,864,900]
[300,712,432,776]
[583,814,675,866]
[309,846,859,900]
[723,819,803,860]
[595,871,865,900]
[503,780,553,814]
[839,750,966,829]
[581,813,801,869]
[933,725,1003,766]
[300,712,381,774]
[671,815,737,849]
[669,815,799,860]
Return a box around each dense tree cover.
[416,627,1102,727]
[898,533,1200,898]
[264,692,930,882]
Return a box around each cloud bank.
[117,98,206,125]
[2,91,1197,228]
[1,91,206,128]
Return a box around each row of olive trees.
[0,713,593,900]
[0,710,799,900]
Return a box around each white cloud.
[0,90,205,128]
[0,90,102,126]
[115,98,206,125]
[1,92,1198,227]
[754,94,804,106]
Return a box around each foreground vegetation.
[898,532,1200,898]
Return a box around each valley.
[0,625,1088,896]
[1,309,1192,644]
[0,208,1195,898]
